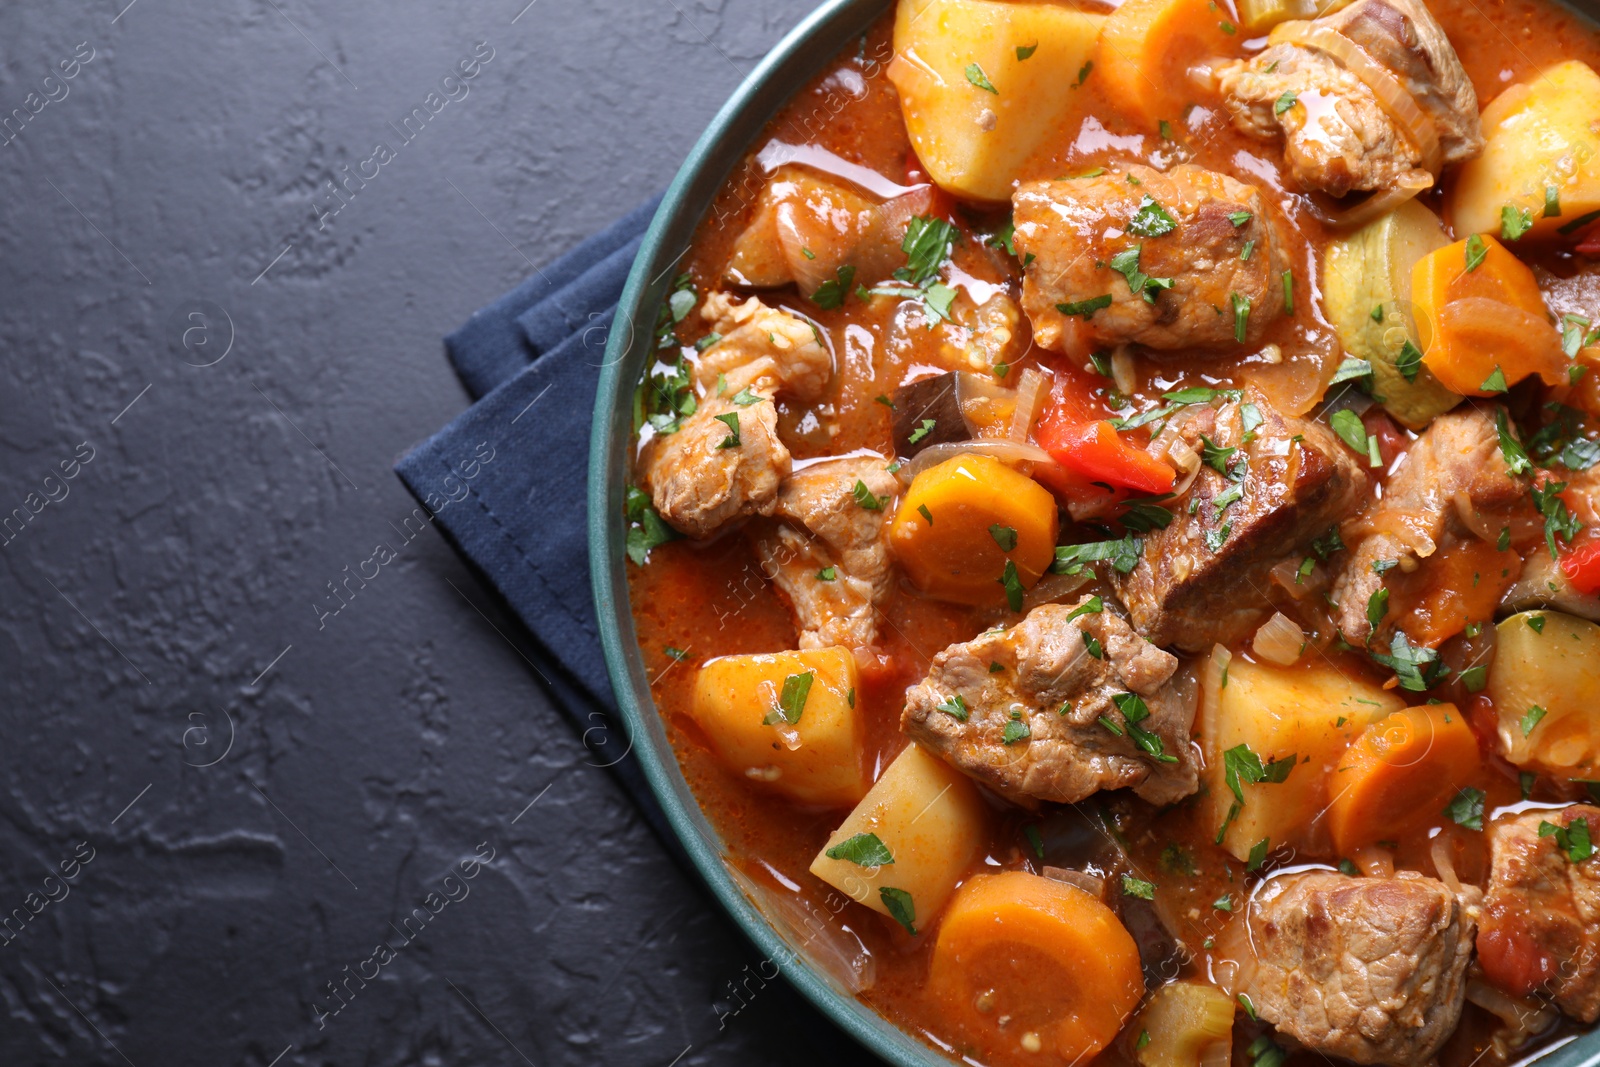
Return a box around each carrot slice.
[928,871,1143,1061]
[1412,235,1567,396]
[1096,0,1239,129]
[1324,703,1482,854]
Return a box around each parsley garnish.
[907,418,936,444]
[1227,210,1252,227]
[964,62,998,94]
[1464,233,1488,273]
[852,479,886,511]
[936,693,969,722]
[624,485,678,564]
[1128,196,1178,237]
[1274,90,1297,114]
[1057,294,1113,320]
[1371,630,1449,691]
[1231,291,1251,342]
[817,566,836,581]
[1481,366,1509,394]
[1540,817,1595,863]
[825,832,894,867]
[1108,245,1173,302]
[999,559,1025,612]
[879,887,917,934]
[1065,595,1104,623]
[1053,534,1141,575]
[1502,204,1535,240]
[1016,43,1038,61]
[713,411,741,449]
[1522,704,1547,735]
[1532,480,1583,557]
[1002,718,1032,745]
[1122,874,1156,899]
[989,524,1019,551]
[763,671,815,726]
[1444,787,1486,831]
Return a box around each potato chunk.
[1450,61,1600,240]
[1488,610,1600,779]
[691,648,867,807]
[809,742,986,924]
[889,0,1103,201]
[1202,656,1403,861]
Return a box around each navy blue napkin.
[394,195,669,840]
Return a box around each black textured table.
[0,2,877,1064]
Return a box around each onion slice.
[1307,171,1432,230]
[1253,612,1307,665]
[1271,22,1443,176]
[1010,367,1047,443]
[897,438,1057,483]
[1022,568,1094,612]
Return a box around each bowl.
[587,1,1600,1064]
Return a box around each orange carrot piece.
[928,871,1144,1061]
[1325,704,1482,854]
[1412,235,1566,396]
[1096,0,1239,130]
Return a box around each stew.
[624,0,1600,1064]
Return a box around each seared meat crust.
[1111,388,1368,652]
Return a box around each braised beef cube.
[1109,387,1368,652]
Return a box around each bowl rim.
[587,1,1600,1064]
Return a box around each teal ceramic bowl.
[588,1,1600,1064]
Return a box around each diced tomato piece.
[1561,540,1600,594]
[1477,913,1557,999]
[1360,408,1406,468]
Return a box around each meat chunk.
[697,292,832,402]
[643,295,834,538]
[754,457,899,650]
[1012,164,1285,353]
[724,166,932,296]
[1333,406,1524,644]
[1238,870,1478,1065]
[1479,806,1600,1023]
[1216,0,1482,197]
[1110,388,1368,652]
[646,394,789,539]
[901,598,1199,807]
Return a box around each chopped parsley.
[964,62,998,94]
[1330,408,1369,457]
[713,411,741,449]
[999,559,1025,612]
[852,479,887,511]
[1122,874,1157,899]
[917,503,933,525]
[897,216,960,288]
[1082,630,1104,659]
[811,265,855,310]
[1127,196,1178,237]
[1227,210,1253,227]
[664,646,689,662]
[1528,614,1547,634]
[763,671,815,726]
[1330,356,1375,385]
[1371,630,1449,691]
[1531,479,1583,557]
[1016,43,1038,61]
[1113,692,1177,763]
[1053,533,1142,575]
[1522,704,1548,735]
[1464,233,1489,273]
[1481,366,1509,394]
[1065,595,1104,623]
[825,832,894,867]
[624,485,678,565]
[879,887,917,935]
[907,418,937,444]
[1247,837,1271,871]
[1002,718,1032,745]
[817,566,837,581]
[1546,184,1563,218]
[1496,409,1533,475]
[1444,787,1486,831]
[1502,204,1535,241]
[1366,587,1389,635]
[1057,294,1114,320]
[936,693,969,722]
[989,524,1019,552]
[1108,245,1174,302]
[1274,90,1297,114]
[1540,817,1595,863]
[1460,665,1488,694]
[731,386,763,406]
[1231,291,1251,342]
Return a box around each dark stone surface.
[0,2,879,1064]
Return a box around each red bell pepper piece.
[1560,539,1600,594]
[1034,370,1175,496]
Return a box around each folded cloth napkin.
[394,195,672,843]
